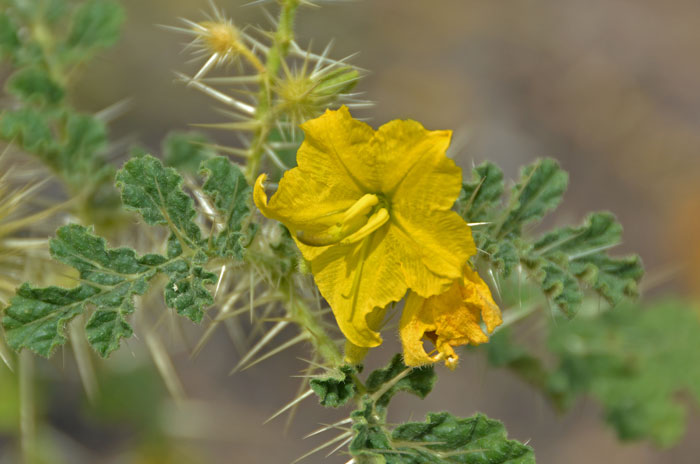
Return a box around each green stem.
[245,0,301,183]
[282,283,343,366]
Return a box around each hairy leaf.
[161,260,216,323]
[116,155,203,251]
[366,354,436,409]
[498,158,568,238]
[349,397,394,462]
[3,284,97,357]
[525,213,643,316]
[389,412,535,464]
[310,364,357,407]
[3,225,162,357]
[200,156,255,259]
[459,161,504,223]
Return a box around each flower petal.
[310,226,406,347]
[367,119,455,204]
[389,210,476,298]
[399,290,439,367]
[462,266,502,332]
[253,173,355,261]
[399,266,502,369]
[298,106,377,194]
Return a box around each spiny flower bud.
[273,60,362,129]
[196,20,240,59]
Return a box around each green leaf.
[58,111,107,182]
[3,284,97,357]
[525,213,643,316]
[161,260,216,323]
[389,412,535,464]
[2,224,162,357]
[570,253,643,307]
[116,155,203,251]
[310,364,357,407]
[498,158,568,238]
[6,67,64,105]
[526,259,583,317]
[477,236,520,277]
[163,131,216,173]
[200,156,255,259]
[349,397,393,462]
[84,299,134,358]
[0,107,56,153]
[459,161,504,223]
[64,0,124,61]
[0,13,20,61]
[547,299,700,447]
[366,354,436,409]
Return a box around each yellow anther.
[339,208,390,245]
[342,194,379,224]
[297,194,385,247]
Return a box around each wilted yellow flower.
[254,107,475,348]
[400,266,502,370]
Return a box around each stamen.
[341,193,378,223]
[297,194,384,247]
[339,208,389,245]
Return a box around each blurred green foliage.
[486,299,700,447]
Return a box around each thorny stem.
[282,282,343,367]
[245,0,301,183]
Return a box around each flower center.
[296,193,390,247]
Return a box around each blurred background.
[3,0,700,462]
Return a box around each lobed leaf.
[459,161,504,223]
[3,284,97,357]
[498,158,568,238]
[200,156,255,259]
[310,364,358,407]
[390,412,535,464]
[350,396,535,464]
[525,213,643,316]
[161,260,216,323]
[116,155,203,251]
[366,354,436,409]
[3,225,162,357]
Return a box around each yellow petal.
[399,290,439,367]
[462,265,503,332]
[399,266,502,369]
[389,210,476,298]
[343,306,388,364]
[311,227,406,347]
[368,119,455,204]
[298,106,378,193]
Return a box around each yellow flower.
[400,266,502,370]
[254,107,475,348]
